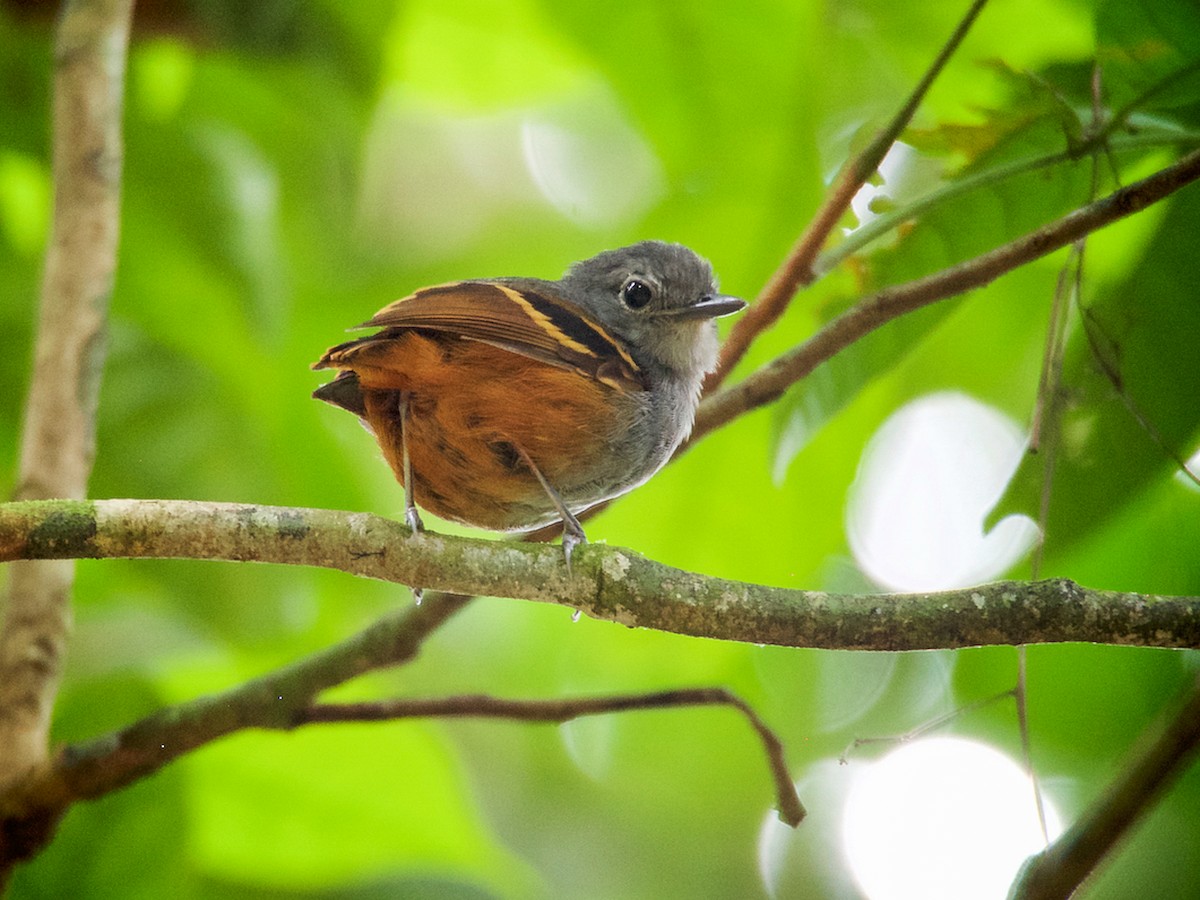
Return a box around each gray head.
[558,241,744,384]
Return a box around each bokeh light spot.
[846,392,1038,591]
[842,737,1061,900]
[1176,446,1200,491]
[521,96,663,227]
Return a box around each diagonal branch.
[692,146,1200,443]
[0,0,133,793]
[3,499,1200,651]
[297,689,805,827]
[705,0,992,391]
[1011,673,1200,900]
[0,589,472,867]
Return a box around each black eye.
[621,279,653,309]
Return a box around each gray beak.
[659,293,747,320]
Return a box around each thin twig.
[1014,646,1050,847]
[1032,75,1106,568]
[705,0,992,391]
[297,688,806,827]
[819,149,1070,279]
[1011,674,1200,900]
[1078,306,1200,489]
[1028,244,1077,454]
[838,687,1016,765]
[691,147,1200,444]
[1021,135,1101,823]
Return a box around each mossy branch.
[3,498,1199,651]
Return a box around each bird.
[311,240,744,564]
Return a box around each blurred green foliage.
[2,0,1200,897]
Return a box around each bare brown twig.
[704,0,992,391]
[297,689,805,827]
[692,146,1200,443]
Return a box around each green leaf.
[1097,0,1200,115]
[988,184,1200,556]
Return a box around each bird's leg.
[398,391,425,605]
[515,444,587,574]
[398,391,425,535]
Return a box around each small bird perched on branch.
[312,240,744,563]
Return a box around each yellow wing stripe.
[496,284,598,358]
[581,315,639,373]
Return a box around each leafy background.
[2,0,1199,896]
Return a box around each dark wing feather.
[311,370,366,416]
[336,281,644,392]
